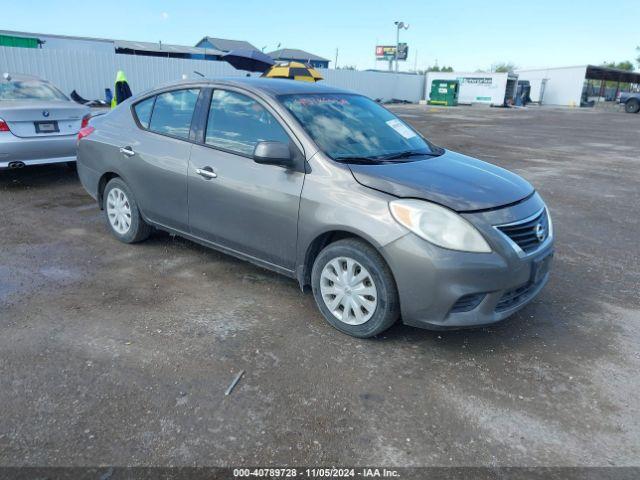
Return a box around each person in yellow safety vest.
[111,70,132,108]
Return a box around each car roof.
[1,73,48,83]
[151,77,354,97]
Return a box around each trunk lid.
[0,101,89,137]
[348,150,534,212]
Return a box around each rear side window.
[205,90,290,156]
[133,96,155,129]
[148,89,199,139]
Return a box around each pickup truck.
[619,92,640,113]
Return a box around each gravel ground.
[0,105,638,467]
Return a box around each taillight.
[77,125,95,142]
[80,114,91,129]
[0,118,10,132]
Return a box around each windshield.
[0,80,69,102]
[279,93,439,161]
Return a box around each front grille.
[450,293,485,313]
[496,209,549,254]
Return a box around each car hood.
[347,149,534,212]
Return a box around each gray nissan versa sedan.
[76,78,553,337]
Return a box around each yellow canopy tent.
[262,61,323,82]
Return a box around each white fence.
[319,68,425,102]
[0,47,425,102]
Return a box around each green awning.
[0,34,40,49]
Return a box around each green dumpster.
[0,34,40,49]
[428,79,459,106]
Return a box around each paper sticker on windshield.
[386,119,416,139]
[295,96,349,106]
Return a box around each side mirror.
[253,141,294,168]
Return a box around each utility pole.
[335,48,338,69]
[395,26,400,72]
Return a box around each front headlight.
[389,199,491,253]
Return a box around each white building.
[425,71,518,106]
[516,65,640,106]
[515,66,586,106]
[0,29,225,60]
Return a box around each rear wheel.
[625,99,640,113]
[311,239,399,338]
[103,178,151,243]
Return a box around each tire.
[625,99,640,114]
[311,238,400,338]
[102,178,151,243]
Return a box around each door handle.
[119,146,135,157]
[195,166,217,179]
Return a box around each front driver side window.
[205,90,290,156]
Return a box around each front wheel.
[625,99,640,114]
[311,239,400,338]
[103,178,151,243]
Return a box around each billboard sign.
[397,42,408,61]
[376,45,396,60]
[376,43,408,61]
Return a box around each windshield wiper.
[332,156,391,165]
[333,150,443,164]
[380,150,441,160]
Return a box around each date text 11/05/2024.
[233,468,401,477]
